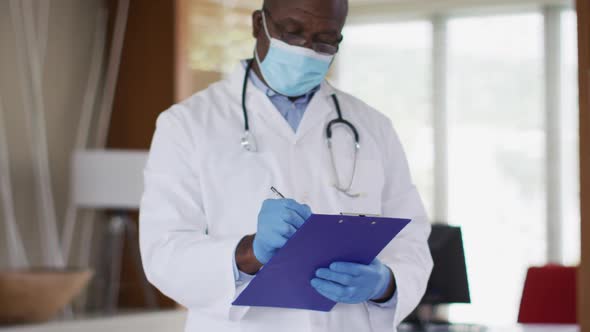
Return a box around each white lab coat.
[139,64,433,332]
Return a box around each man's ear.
[252,10,263,39]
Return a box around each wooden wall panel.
[106,0,177,308]
[106,0,176,150]
[578,0,590,330]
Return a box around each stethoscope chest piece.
[241,130,258,152]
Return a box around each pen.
[270,186,285,199]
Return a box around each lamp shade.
[71,150,148,209]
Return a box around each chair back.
[518,265,577,324]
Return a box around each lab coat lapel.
[251,92,297,145]
[294,81,337,142]
[226,63,296,145]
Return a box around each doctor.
[140,0,432,331]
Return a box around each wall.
[578,0,589,330]
[105,0,177,308]
[0,0,102,268]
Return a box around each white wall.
[0,0,102,267]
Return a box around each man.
[139,0,432,331]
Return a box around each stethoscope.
[240,60,361,198]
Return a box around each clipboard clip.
[339,212,381,217]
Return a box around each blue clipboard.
[232,213,411,312]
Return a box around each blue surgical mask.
[255,11,334,97]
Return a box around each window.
[447,13,545,324]
[337,5,579,325]
[338,22,435,217]
[561,9,580,266]
[186,0,258,73]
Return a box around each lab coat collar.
[226,62,337,144]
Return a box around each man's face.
[252,0,348,61]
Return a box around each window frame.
[343,1,577,264]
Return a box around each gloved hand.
[311,259,393,304]
[253,199,312,265]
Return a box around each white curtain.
[0,0,105,268]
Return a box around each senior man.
[140,0,433,331]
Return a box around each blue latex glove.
[311,259,393,304]
[253,199,312,264]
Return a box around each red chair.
[518,265,577,324]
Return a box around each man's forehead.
[263,0,348,20]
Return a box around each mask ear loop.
[261,10,272,42]
[254,10,273,86]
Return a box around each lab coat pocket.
[325,156,385,215]
[201,151,279,235]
